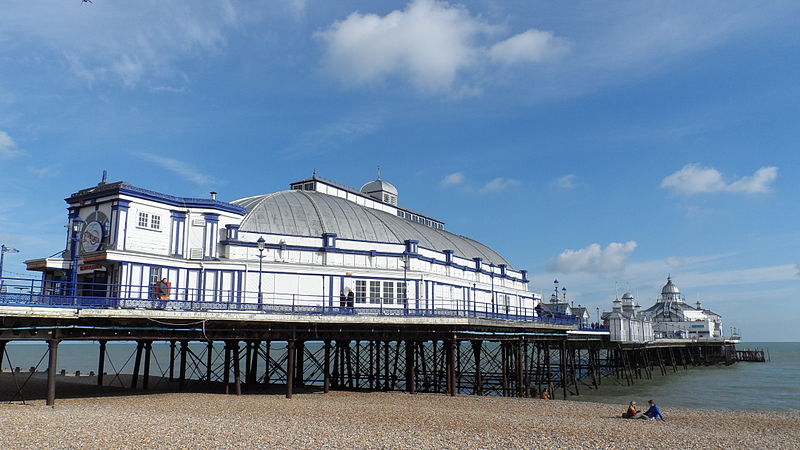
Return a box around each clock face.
[81,220,104,253]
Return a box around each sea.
[2,341,797,412]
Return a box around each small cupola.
[360,171,398,205]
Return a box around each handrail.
[0,276,579,326]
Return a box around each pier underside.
[0,306,736,405]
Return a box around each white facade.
[26,176,541,317]
[639,277,723,339]
[603,293,654,343]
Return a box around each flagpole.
[0,244,5,280]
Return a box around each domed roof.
[232,190,511,267]
[622,292,634,300]
[661,276,680,295]
[360,179,398,196]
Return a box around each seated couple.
[623,400,665,421]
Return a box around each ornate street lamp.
[257,236,265,307]
[70,216,85,298]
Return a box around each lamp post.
[489,263,495,315]
[70,217,84,298]
[0,244,20,292]
[402,252,409,312]
[257,236,265,307]
[596,307,600,325]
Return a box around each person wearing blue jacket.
[643,399,666,421]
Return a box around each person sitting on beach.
[643,400,665,421]
[540,388,551,400]
[622,401,646,419]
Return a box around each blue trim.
[67,184,246,215]
[203,213,220,223]
[220,239,528,283]
[170,210,187,220]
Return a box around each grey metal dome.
[661,276,680,295]
[622,292,634,301]
[232,190,512,267]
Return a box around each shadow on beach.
[0,371,322,402]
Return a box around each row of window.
[138,211,162,230]
[291,182,315,191]
[396,210,444,230]
[354,280,407,304]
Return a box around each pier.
[0,281,738,406]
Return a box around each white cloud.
[317,0,568,94]
[441,172,465,187]
[0,130,24,158]
[489,29,570,65]
[661,163,777,195]
[552,174,576,190]
[548,241,637,274]
[0,1,247,89]
[727,166,778,194]
[132,152,216,186]
[481,177,520,193]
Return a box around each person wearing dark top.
[643,399,666,421]
[339,290,347,308]
[346,288,355,308]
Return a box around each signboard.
[81,221,104,253]
[78,264,106,274]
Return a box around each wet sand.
[1,378,798,449]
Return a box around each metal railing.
[0,276,579,326]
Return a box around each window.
[369,281,380,304]
[355,280,367,304]
[292,184,302,190]
[303,182,314,191]
[397,282,407,304]
[148,267,162,299]
[138,212,149,228]
[383,281,394,304]
[150,214,161,230]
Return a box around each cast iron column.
[46,339,59,406]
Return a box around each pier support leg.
[168,341,176,382]
[179,341,188,391]
[206,341,213,383]
[286,340,296,399]
[447,339,457,396]
[223,342,231,395]
[405,340,416,394]
[233,341,242,396]
[472,340,482,396]
[46,339,59,406]
[143,341,152,390]
[249,341,259,386]
[560,340,568,400]
[383,340,390,391]
[131,341,144,390]
[323,340,331,394]
[97,340,106,386]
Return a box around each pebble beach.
[1,384,798,449]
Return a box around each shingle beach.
[1,389,798,449]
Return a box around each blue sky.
[1,1,798,341]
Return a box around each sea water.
[571,342,799,412]
[2,341,797,412]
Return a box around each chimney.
[210,191,217,200]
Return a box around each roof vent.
[210,191,217,200]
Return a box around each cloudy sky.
[1,1,798,341]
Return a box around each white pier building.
[24,174,542,318]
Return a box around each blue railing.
[0,276,579,326]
